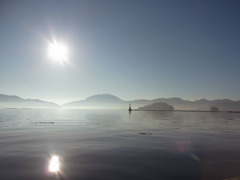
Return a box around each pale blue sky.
[0,0,240,104]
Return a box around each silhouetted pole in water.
[128,104,132,112]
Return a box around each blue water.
[0,109,240,180]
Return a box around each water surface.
[0,109,240,179]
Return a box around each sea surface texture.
[0,109,240,180]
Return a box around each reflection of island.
[138,102,174,111]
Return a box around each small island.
[210,106,219,112]
[138,102,174,111]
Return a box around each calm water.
[0,109,240,180]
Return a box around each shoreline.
[133,109,240,113]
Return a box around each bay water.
[0,109,240,180]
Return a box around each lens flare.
[49,155,60,173]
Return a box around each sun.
[48,40,68,63]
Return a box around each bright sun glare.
[48,40,68,63]
[49,155,60,173]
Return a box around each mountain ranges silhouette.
[1,93,240,111]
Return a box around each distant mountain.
[211,99,240,111]
[63,94,125,109]
[131,98,240,111]
[85,94,123,102]
[0,94,23,102]
[63,94,240,111]
[0,94,59,108]
[1,93,240,111]
[138,102,174,111]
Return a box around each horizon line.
[1,93,240,105]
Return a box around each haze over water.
[1,1,240,179]
[0,109,240,180]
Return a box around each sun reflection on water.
[49,155,60,173]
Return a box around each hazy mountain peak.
[85,94,123,101]
[0,94,59,108]
[194,99,210,103]
[0,94,23,102]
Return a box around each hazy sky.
[0,0,240,104]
